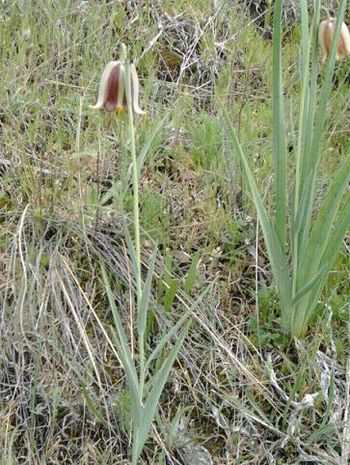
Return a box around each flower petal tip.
[319,18,350,62]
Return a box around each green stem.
[126,68,141,301]
[124,61,145,393]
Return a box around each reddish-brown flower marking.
[90,61,144,115]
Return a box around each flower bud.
[319,18,350,62]
[90,61,145,115]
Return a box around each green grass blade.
[292,194,350,337]
[272,0,287,249]
[298,0,347,248]
[7,425,21,465]
[223,393,278,433]
[145,283,212,371]
[293,170,313,238]
[81,385,110,427]
[163,279,178,312]
[101,265,140,393]
[109,326,142,426]
[293,0,320,276]
[184,251,200,293]
[308,199,350,320]
[293,0,311,220]
[133,324,189,463]
[291,266,326,307]
[298,156,350,284]
[101,265,132,355]
[299,0,309,76]
[137,246,158,338]
[221,102,292,331]
[124,225,138,285]
[319,197,350,269]
[301,0,320,178]
[136,113,168,178]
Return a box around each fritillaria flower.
[90,61,145,115]
[319,18,350,62]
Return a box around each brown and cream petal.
[90,61,125,112]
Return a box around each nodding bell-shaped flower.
[319,18,350,62]
[90,61,145,115]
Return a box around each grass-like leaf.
[133,324,189,463]
[136,114,168,178]
[101,265,140,395]
[221,100,293,332]
[137,246,158,339]
[272,0,287,249]
[222,0,350,338]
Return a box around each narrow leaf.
[220,101,292,331]
[134,325,189,461]
[291,266,326,307]
[272,0,287,248]
[292,195,350,336]
[300,0,347,248]
[109,326,142,426]
[137,246,158,338]
[145,282,212,371]
[124,224,138,283]
[136,114,168,178]
[318,197,350,274]
[81,385,110,427]
[164,279,178,312]
[298,156,350,284]
[184,252,200,293]
[101,265,140,393]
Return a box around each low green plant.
[222,0,350,338]
[92,45,195,464]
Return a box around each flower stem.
[124,61,145,386]
[126,66,141,301]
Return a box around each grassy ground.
[1,1,349,464]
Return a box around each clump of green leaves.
[222,0,350,338]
